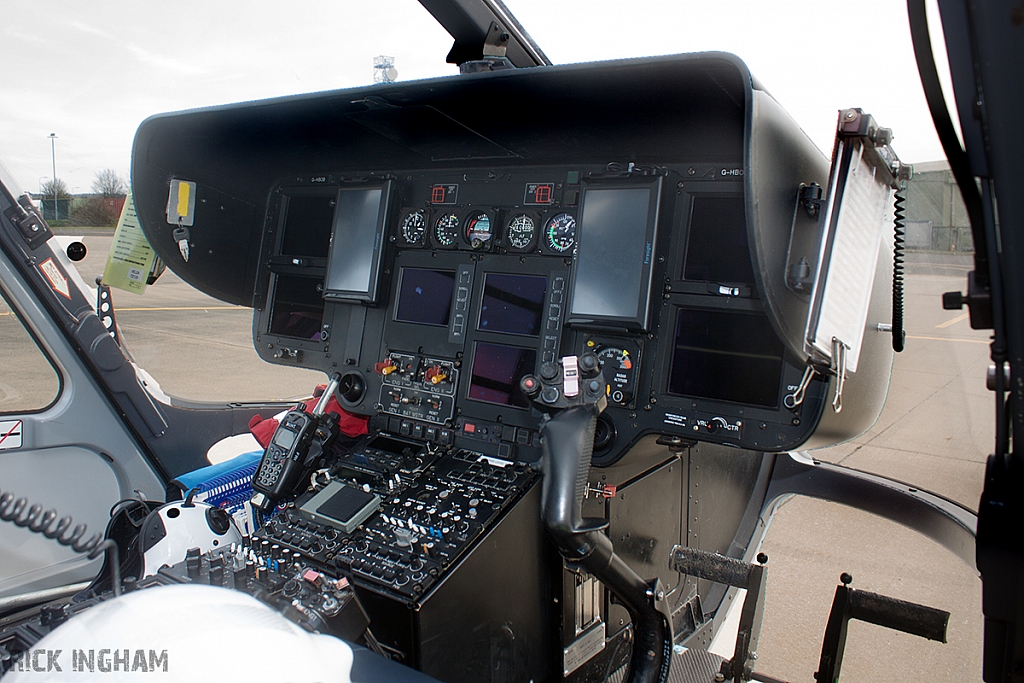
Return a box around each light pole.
[48,133,58,221]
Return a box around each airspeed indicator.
[544,213,576,253]
[434,213,460,247]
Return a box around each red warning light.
[431,186,447,203]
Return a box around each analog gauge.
[544,212,576,253]
[400,209,427,245]
[464,211,493,249]
[594,345,637,406]
[506,213,536,250]
[434,213,460,247]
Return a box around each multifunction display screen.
[569,180,660,328]
[478,273,548,337]
[269,274,326,340]
[281,195,334,258]
[395,268,456,327]
[668,308,784,408]
[683,195,755,284]
[323,182,393,303]
[468,342,537,409]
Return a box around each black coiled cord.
[892,185,907,352]
[0,488,120,597]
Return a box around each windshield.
[1,1,983,679]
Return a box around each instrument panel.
[254,163,828,465]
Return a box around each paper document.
[102,193,157,294]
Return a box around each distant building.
[904,160,972,252]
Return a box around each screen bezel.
[565,177,662,330]
[322,180,395,304]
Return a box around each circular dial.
[506,213,536,250]
[434,213,460,247]
[544,213,576,253]
[400,209,427,245]
[464,211,493,249]
[595,346,636,405]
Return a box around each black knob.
[539,362,559,381]
[579,353,600,378]
[541,386,560,404]
[339,372,366,404]
[942,291,964,310]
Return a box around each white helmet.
[138,501,242,578]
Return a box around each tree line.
[40,169,128,226]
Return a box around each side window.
[0,290,61,413]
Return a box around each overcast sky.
[0,0,952,195]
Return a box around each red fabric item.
[248,413,279,449]
[248,385,369,449]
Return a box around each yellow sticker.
[166,178,196,226]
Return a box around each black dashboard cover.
[131,52,751,306]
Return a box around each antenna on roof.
[373,56,398,84]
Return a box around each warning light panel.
[430,184,459,205]
[524,183,555,205]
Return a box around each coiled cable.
[0,487,120,597]
[892,185,907,352]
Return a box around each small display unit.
[567,178,662,330]
[323,181,395,304]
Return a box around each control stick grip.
[539,405,600,546]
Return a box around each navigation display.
[568,180,660,329]
[478,273,548,337]
[323,181,393,303]
[683,195,755,284]
[468,342,537,408]
[269,274,325,340]
[395,268,456,327]
[668,308,784,407]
